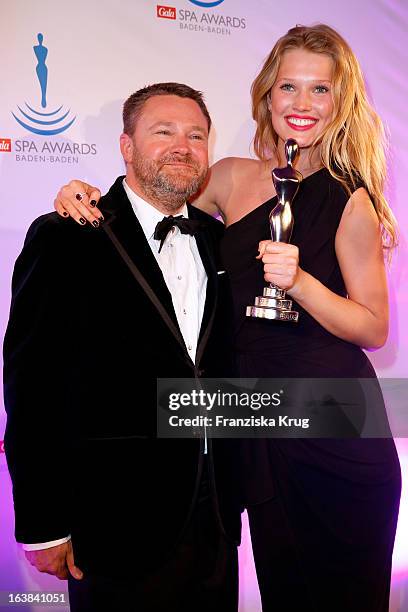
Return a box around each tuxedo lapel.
[100,178,190,359]
[98,179,219,370]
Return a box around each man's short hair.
[123,82,212,136]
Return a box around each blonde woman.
[54,25,401,612]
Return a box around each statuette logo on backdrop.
[156,0,246,36]
[7,33,97,164]
[11,33,76,136]
[188,0,225,6]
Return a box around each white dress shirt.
[123,179,207,361]
[23,179,208,551]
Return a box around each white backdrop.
[1,1,407,610]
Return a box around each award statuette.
[246,138,303,322]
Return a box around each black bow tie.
[154,215,205,252]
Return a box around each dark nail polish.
[98,216,104,222]
[75,193,83,201]
[79,217,86,225]
[62,212,69,217]
[92,220,99,228]
[90,200,97,207]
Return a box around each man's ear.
[120,133,133,163]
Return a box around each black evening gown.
[220,168,401,612]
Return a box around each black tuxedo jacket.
[4,177,242,576]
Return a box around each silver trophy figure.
[246,138,303,322]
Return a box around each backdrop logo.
[11,33,76,136]
[157,0,245,36]
[0,138,11,152]
[188,0,225,6]
[157,5,177,19]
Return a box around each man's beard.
[131,149,208,213]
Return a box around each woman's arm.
[53,158,236,223]
[189,161,222,216]
[260,188,389,350]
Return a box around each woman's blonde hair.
[251,24,397,253]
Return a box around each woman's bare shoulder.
[336,187,382,257]
[192,157,267,217]
[211,156,264,177]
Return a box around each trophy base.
[254,296,293,310]
[246,284,299,322]
[246,305,299,322]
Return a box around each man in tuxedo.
[4,83,241,612]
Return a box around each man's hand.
[54,180,103,227]
[25,541,83,581]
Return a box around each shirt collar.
[123,178,188,241]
